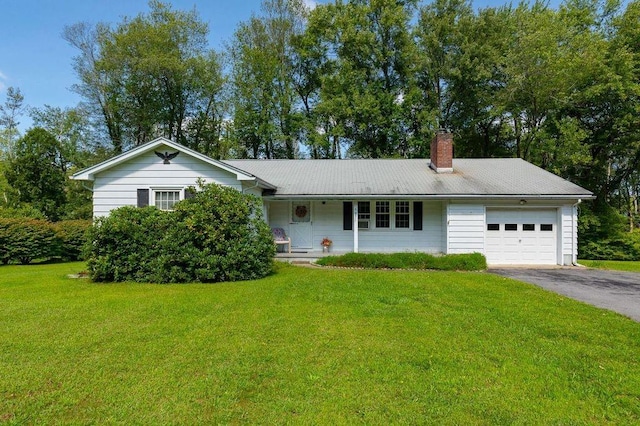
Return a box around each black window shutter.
[137,189,149,207]
[413,201,423,230]
[343,201,353,231]
[184,187,195,199]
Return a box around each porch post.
[353,202,359,253]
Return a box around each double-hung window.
[375,201,391,228]
[154,189,181,211]
[395,201,410,228]
[354,200,416,230]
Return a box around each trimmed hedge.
[51,220,92,261]
[0,218,56,264]
[0,218,91,264]
[316,252,487,271]
[87,183,275,283]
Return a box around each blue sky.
[1,0,571,131]
[1,0,271,130]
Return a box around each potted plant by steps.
[321,237,332,253]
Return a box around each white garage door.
[485,209,558,265]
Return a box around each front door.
[290,201,312,249]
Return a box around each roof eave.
[262,193,595,200]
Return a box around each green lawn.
[580,259,640,273]
[1,263,639,424]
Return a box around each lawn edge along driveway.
[490,267,640,322]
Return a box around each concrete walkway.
[490,267,640,322]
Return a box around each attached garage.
[485,208,558,265]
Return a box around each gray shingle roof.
[223,158,593,199]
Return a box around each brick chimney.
[430,130,453,173]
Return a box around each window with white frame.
[154,189,181,211]
[355,200,415,230]
[375,201,390,228]
[358,201,371,229]
[395,201,410,228]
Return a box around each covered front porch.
[264,198,445,255]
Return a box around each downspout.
[353,203,359,253]
[241,179,260,194]
[572,199,582,266]
[242,179,264,221]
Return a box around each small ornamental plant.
[321,237,332,247]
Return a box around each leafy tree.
[30,105,100,170]
[4,128,67,221]
[30,105,102,219]
[0,87,25,157]
[290,6,336,158]
[415,0,472,130]
[65,1,226,153]
[307,0,420,158]
[439,5,514,157]
[63,22,124,153]
[0,161,21,211]
[230,0,308,159]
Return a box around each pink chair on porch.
[272,227,291,254]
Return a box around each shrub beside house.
[86,182,275,283]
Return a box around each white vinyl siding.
[92,146,242,217]
[447,204,485,254]
[561,204,577,265]
[359,201,442,253]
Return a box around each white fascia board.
[263,194,594,200]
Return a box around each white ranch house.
[72,133,594,266]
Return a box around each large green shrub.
[0,218,56,264]
[52,220,92,261]
[87,183,275,283]
[87,207,173,282]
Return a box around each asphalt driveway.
[490,268,640,322]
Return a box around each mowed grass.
[580,259,640,273]
[1,263,639,424]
